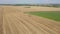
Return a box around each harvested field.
[0,7,3,34]
[0,6,60,34]
[2,6,60,12]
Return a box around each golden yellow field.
[2,6,60,12]
[0,6,60,34]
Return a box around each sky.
[0,0,60,4]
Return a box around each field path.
[0,6,60,34]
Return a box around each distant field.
[26,11,60,21]
[2,6,60,12]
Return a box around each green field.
[26,11,60,21]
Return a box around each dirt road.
[0,6,60,34]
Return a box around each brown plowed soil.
[0,6,60,34]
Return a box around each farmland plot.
[0,6,60,34]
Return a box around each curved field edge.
[25,11,60,21]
